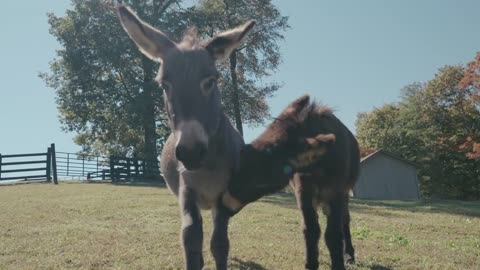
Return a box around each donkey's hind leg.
[210,206,230,270]
[325,192,347,270]
[179,186,204,270]
[343,200,355,264]
[293,175,321,270]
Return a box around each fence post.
[51,143,58,185]
[134,159,139,180]
[127,158,131,179]
[66,153,69,176]
[110,156,115,182]
[102,169,105,180]
[0,154,2,180]
[46,147,52,182]
[143,159,146,179]
[82,155,85,177]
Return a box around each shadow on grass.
[230,258,267,270]
[259,192,297,209]
[347,262,393,270]
[229,257,392,270]
[0,180,50,186]
[260,192,480,218]
[349,261,392,270]
[350,199,480,218]
[367,264,393,270]
[111,180,167,188]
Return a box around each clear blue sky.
[1,0,480,155]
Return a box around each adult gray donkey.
[117,5,253,270]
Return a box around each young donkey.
[220,95,360,270]
[117,6,254,270]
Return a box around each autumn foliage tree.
[356,62,480,200]
[459,52,480,160]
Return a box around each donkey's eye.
[161,80,173,94]
[201,76,217,95]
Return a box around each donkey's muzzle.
[220,191,245,216]
[176,143,207,170]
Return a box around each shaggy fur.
[221,94,360,270]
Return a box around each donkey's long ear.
[205,20,255,62]
[117,5,176,61]
[282,95,311,122]
[290,133,336,168]
[305,133,336,148]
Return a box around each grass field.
[0,182,479,270]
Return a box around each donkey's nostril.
[175,145,188,162]
[175,143,207,170]
[195,143,207,161]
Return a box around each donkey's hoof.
[344,253,355,265]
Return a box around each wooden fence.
[109,157,161,182]
[0,144,58,184]
[1,144,162,183]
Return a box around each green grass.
[0,182,479,270]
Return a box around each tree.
[187,0,290,135]
[459,52,480,160]
[356,104,402,152]
[356,66,480,199]
[41,0,182,178]
[409,66,478,199]
[43,0,289,182]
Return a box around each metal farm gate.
[56,152,162,182]
[0,144,58,184]
[1,144,162,183]
[55,152,111,180]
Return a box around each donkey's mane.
[180,27,203,49]
[276,94,333,127]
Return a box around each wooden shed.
[353,150,421,200]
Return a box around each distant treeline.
[356,53,480,200]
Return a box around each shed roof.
[361,150,418,168]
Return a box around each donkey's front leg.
[180,186,204,270]
[210,206,230,270]
[293,176,321,270]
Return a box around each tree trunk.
[141,56,161,181]
[229,51,243,136]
